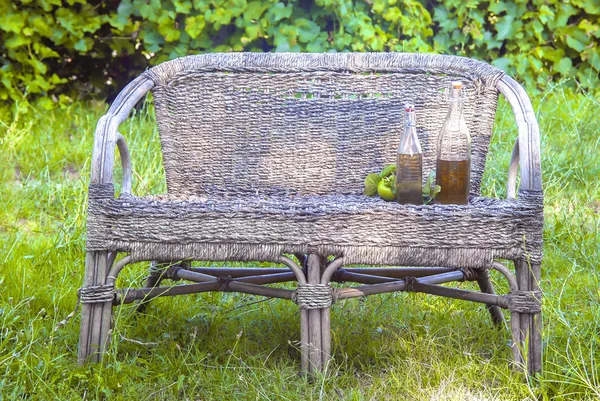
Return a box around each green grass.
[1,82,599,400]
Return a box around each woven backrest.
[145,53,505,197]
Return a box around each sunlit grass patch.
[0,83,599,399]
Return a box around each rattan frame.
[78,53,543,376]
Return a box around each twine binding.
[292,284,333,309]
[78,284,116,304]
[508,290,542,313]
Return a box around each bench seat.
[87,184,542,268]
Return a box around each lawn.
[0,82,599,400]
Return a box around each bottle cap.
[451,81,463,89]
[404,103,411,112]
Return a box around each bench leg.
[475,270,505,326]
[514,258,542,375]
[307,254,323,374]
[321,305,332,369]
[78,251,113,364]
[300,308,310,375]
[298,254,337,376]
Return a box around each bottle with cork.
[396,104,423,205]
[436,81,471,204]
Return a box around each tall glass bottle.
[436,81,471,204]
[396,104,423,205]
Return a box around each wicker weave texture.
[87,184,542,267]
[145,53,504,198]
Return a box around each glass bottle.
[435,81,471,204]
[396,104,423,205]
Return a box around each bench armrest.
[90,75,155,190]
[115,133,132,195]
[496,76,543,198]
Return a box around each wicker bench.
[79,53,543,375]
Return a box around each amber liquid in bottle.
[397,154,423,205]
[435,159,470,204]
[396,105,423,205]
[435,81,471,205]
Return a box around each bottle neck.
[448,88,462,116]
[399,110,422,155]
[404,111,416,128]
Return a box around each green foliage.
[363,173,382,196]
[0,0,599,103]
[422,170,441,204]
[431,0,600,89]
[379,164,397,179]
[363,164,396,199]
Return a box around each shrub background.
[1,0,599,104]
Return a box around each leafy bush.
[431,0,600,88]
[1,0,599,104]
